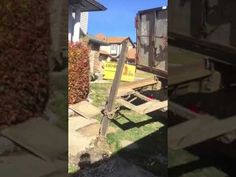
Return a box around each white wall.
[100,45,111,53]
[68,7,89,42]
[100,44,121,58]
[100,41,133,58]
[80,12,88,34]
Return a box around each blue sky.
[88,0,167,42]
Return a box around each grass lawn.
[90,82,112,108]
[89,69,154,108]
[108,110,167,176]
[169,46,205,65]
[168,148,228,177]
[90,74,167,176]
[68,164,78,174]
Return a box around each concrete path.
[69,116,98,158]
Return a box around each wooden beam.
[69,101,101,119]
[117,77,159,97]
[138,100,167,114]
[117,99,167,115]
[132,91,152,101]
[168,115,236,150]
[169,63,211,86]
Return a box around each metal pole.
[99,40,128,137]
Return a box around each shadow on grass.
[168,88,236,177]
[111,89,167,131]
[168,139,236,177]
[111,110,166,131]
[71,127,167,177]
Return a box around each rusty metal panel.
[168,0,236,65]
[169,0,236,46]
[136,7,168,77]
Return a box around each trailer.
[99,7,168,137]
[168,0,236,150]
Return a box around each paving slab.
[0,136,16,155]
[120,140,139,150]
[1,118,67,161]
[69,117,98,157]
[69,101,101,119]
[0,154,66,177]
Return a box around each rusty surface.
[136,7,168,77]
[168,0,236,65]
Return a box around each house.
[68,0,107,42]
[82,34,109,74]
[96,34,135,59]
[126,48,137,64]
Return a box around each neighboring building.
[127,48,137,64]
[96,34,135,59]
[82,34,109,74]
[68,0,107,42]
[80,12,89,35]
[99,50,112,61]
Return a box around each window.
[110,44,117,55]
[111,44,116,50]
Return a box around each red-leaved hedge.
[68,42,90,104]
[0,0,50,126]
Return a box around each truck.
[99,6,168,137]
[168,0,236,150]
[136,7,168,80]
[99,1,236,150]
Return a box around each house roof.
[86,34,109,45]
[96,34,135,47]
[106,37,128,44]
[69,0,107,12]
[127,48,136,60]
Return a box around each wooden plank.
[117,99,167,114]
[117,99,139,112]
[133,91,152,101]
[117,77,158,97]
[69,100,101,119]
[0,154,66,177]
[136,100,168,114]
[168,115,236,150]
[169,61,211,86]
[2,118,67,161]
